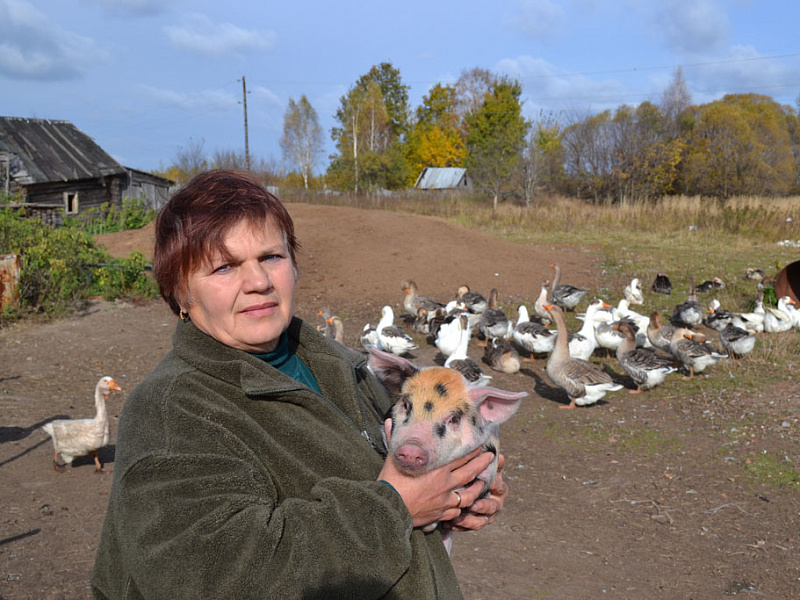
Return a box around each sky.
[3,0,800,174]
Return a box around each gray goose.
[668,326,727,378]
[615,321,677,393]
[550,263,587,311]
[544,304,623,409]
[647,310,675,352]
[719,319,756,359]
[483,337,521,374]
[478,288,511,346]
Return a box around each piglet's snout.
[394,441,430,471]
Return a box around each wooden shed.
[414,167,471,190]
[0,116,173,222]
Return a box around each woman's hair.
[153,169,299,315]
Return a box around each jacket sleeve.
[112,446,415,599]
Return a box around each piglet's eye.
[447,413,461,427]
[402,397,412,413]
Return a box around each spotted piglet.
[368,347,527,553]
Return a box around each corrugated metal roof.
[0,116,124,185]
[414,167,468,190]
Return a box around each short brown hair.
[153,170,299,315]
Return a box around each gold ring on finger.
[453,490,462,508]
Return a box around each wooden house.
[414,167,471,190]
[0,117,172,224]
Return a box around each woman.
[91,170,507,599]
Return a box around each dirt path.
[2,203,799,599]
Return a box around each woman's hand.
[377,420,496,529]
[445,453,508,533]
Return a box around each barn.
[0,117,172,224]
[414,167,471,190]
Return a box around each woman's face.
[184,219,296,353]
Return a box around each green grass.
[745,453,800,491]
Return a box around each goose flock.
[317,268,798,410]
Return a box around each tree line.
[158,65,800,204]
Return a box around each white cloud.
[496,55,628,111]
[0,0,102,80]
[165,14,276,58]
[654,0,730,55]
[509,0,566,39]
[139,85,237,111]
[82,0,173,17]
[251,86,282,109]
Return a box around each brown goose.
[615,321,677,393]
[669,326,727,378]
[544,304,623,409]
[647,310,675,352]
[401,280,444,317]
[455,284,488,314]
[483,337,521,374]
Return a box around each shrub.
[0,208,157,321]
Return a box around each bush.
[0,208,157,321]
[65,196,156,235]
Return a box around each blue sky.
[3,0,800,174]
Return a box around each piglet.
[368,347,527,553]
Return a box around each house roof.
[0,116,125,185]
[414,167,467,190]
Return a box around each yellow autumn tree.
[406,83,466,185]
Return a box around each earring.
[179,310,190,322]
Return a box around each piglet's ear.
[468,388,527,426]
[368,347,419,396]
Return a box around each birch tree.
[280,95,324,190]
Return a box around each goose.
[550,263,587,311]
[401,280,444,317]
[455,285,488,314]
[651,273,672,295]
[669,327,727,379]
[704,299,734,331]
[614,299,652,347]
[533,280,552,321]
[42,376,121,472]
[734,291,766,333]
[326,316,345,345]
[435,309,465,358]
[695,277,725,293]
[614,321,677,393]
[763,296,795,333]
[478,288,511,346]
[744,267,766,282]
[483,337,521,374]
[623,278,644,305]
[412,307,432,335]
[719,319,756,359]
[512,304,556,360]
[376,305,418,356]
[316,307,335,338]
[544,304,623,409]
[671,277,703,328]
[360,323,380,352]
[568,299,608,360]
[647,310,676,353]
[445,314,492,386]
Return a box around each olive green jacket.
[91,317,462,599]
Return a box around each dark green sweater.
[91,317,462,599]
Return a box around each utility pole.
[241,75,251,171]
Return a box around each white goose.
[614,299,652,348]
[719,318,757,359]
[568,299,608,360]
[763,296,795,333]
[545,304,623,409]
[435,310,465,358]
[377,305,418,356]
[512,304,556,360]
[444,314,492,386]
[623,278,644,305]
[42,376,121,472]
[533,279,552,321]
[734,292,766,334]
